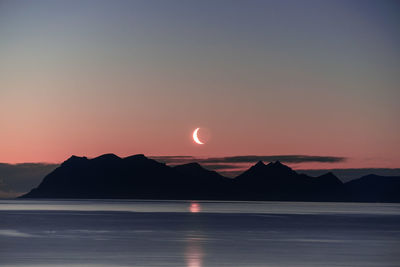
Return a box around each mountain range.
[21,154,400,202]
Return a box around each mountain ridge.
[21,153,400,202]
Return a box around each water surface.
[1,200,399,267]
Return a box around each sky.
[1,0,399,170]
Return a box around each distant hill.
[0,163,59,198]
[21,154,400,202]
[345,174,400,202]
[234,161,344,201]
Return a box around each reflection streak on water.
[187,201,203,267]
[186,236,203,267]
[189,202,201,213]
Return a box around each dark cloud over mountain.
[150,155,345,165]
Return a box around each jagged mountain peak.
[61,155,88,167]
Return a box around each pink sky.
[1,1,399,167]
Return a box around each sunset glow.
[0,0,398,170]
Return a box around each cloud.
[195,164,240,171]
[199,155,346,164]
[150,155,345,166]
[149,156,195,165]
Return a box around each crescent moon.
[193,128,204,145]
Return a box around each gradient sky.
[1,0,399,168]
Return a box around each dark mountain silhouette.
[21,154,400,202]
[23,154,232,199]
[345,174,400,202]
[24,154,186,199]
[234,161,344,200]
[173,163,234,199]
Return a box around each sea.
[1,199,399,267]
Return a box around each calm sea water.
[1,199,400,267]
